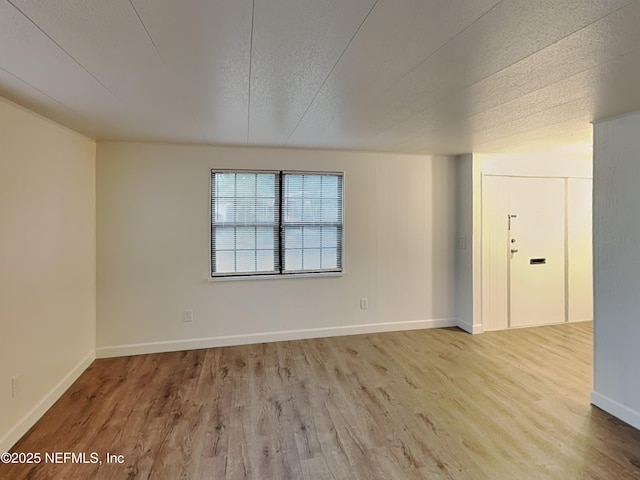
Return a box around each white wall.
[96,143,457,356]
[454,154,480,333]
[477,151,593,178]
[0,98,96,452]
[592,112,640,430]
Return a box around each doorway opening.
[481,175,592,331]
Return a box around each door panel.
[481,175,509,331]
[567,178,593,322]
[509,177,566,327]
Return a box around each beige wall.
[0,98,96,452]
[96,142,457,356]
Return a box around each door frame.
[481,174,575,331]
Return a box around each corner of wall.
[0,351,95,453]
[0,96,98,453]
[454,153,479,333]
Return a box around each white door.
[508,177,566,327]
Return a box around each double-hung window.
[211,170,343,278]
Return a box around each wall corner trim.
[96,318,458,359]
[591,390,640,431]
[0,350,95,453]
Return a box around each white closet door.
[508,177,566,327]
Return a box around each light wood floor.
[3,322,640,479]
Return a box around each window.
[211,170,343,277]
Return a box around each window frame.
[210,169,344,279]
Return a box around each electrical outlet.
[182,310,194,322]
[460,236,467,250]
[360,298,368,310]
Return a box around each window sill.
[207,271,344,282]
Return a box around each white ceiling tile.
[248,0,377,145]
[0,1,130,137]
[363,0,634,136]
[371,1,640,151]
[9,0,206,142]
[2,0,640,153]
[286,0,502,146]
[288,0,633,150]
[130,0,253,145]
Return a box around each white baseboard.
[0,350,95,453]
[96,318,458,358]
[456,318,483,334]
[591,390,640,431]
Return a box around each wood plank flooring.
[3,322,640,479]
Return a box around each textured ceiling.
[1,0,639,154]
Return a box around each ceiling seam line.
[458,49,637,123]
[0,64,97,129]
[127,0,208,143]
[396,100,593,151]
[472,116,592,150]
[367,18,632,151]
[283,0,380,146]
[371,0,638,140]
[387,51,632,150]
[247,0,256,145]
[378,0,507,97]
[0,65,70,109]
[385,0,634,99]
[367,2,633,151]
[5,0,123,102]
[128,0,161,56]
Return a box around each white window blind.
[211,170,343,277]
[282,173,343,273]
[211,171,280,276]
